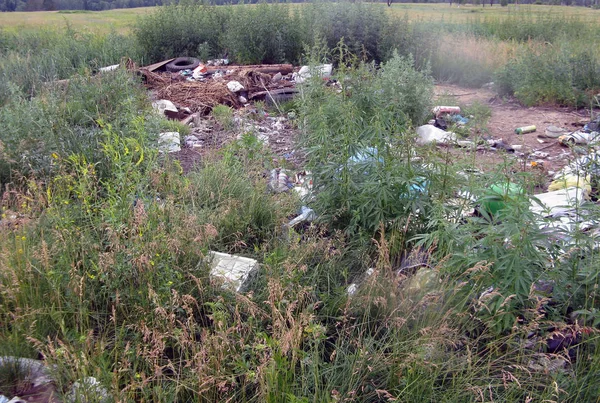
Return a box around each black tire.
[165,57,200,72]
[266,92,296,106]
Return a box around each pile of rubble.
[139,57,308,114]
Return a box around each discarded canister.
[432,106,461,118]
[515,125,536,134]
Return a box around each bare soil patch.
[435,84,591,173]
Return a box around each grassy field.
[1,3,600,33]
[391,2,600,23]
[0,7,151,33]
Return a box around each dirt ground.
[435,84,591,174]
[169,83,593,178]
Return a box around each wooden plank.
[140,58,176,73]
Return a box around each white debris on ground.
[152,99,179,118]
[416,124,457,146]
[67,376,109,403]
[158,132,181,153]
[207,251,259,293]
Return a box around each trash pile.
[140,57,303,114]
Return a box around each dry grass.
[437,33,519,70]
[388,2,600,24]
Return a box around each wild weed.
[298,52,433,236]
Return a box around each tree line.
[0,0,598,14]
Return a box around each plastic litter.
[530,187,586,217]
[487,139,514,152]
[448,114,469,126]
[293,64,333,84]
[293,170,313,201]
[227,81,245,93]
[184,135,202,148]
[286,206,316,229]
[268,169,294,193]
[416,125,457,145]
[541,125,568,138]
[515,125,537,134]
[192,63,208,79]
[531,151,549,159]
[480,183,524,215]
[347,268,375,296]
[99,64,120,73]
[206,58,229,66]
[432,106,460,118]
[152,99,179,119]
[583,115,600,133]
[158,132,181,153]
[207,251,258,293]
[348,147,383,165]
[559,130,600,146]
[548,174,591,193]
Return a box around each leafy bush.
[134,1,425,66]
[495,41,600,107]
[134,2,225,62]
[224,3,304,64]
[298,53,433,236]
[302,1,392,63]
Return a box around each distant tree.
[42,0,55,10]
[25,0,43,10]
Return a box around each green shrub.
[495,41,600,107]
[298,52,433,236]
[134,1,425,66]
[224,3,304,64]
[302,1,391,63]
[134,3,225,63]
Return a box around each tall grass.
[429,33,517,88]
[0,28,141,105]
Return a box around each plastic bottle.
[515,125,537,134]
